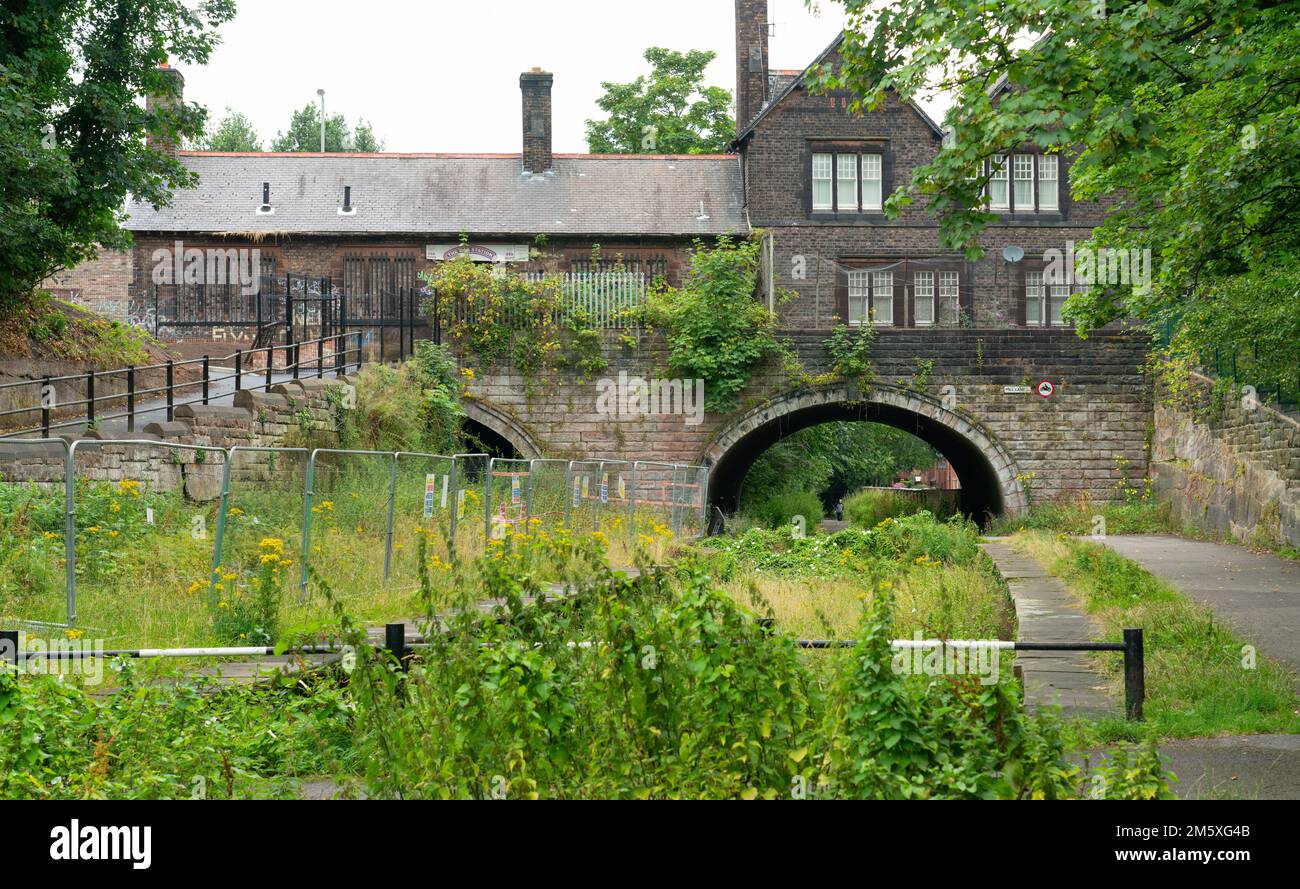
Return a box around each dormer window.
[809,142,888,216]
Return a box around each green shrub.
[749,489,824,530]
[845,489,924,527]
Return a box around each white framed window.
[871,271,893,325]
[847,270,870,325]
[812,153,834,210]
[989,154,1009,210]
[1013,154,1035,209]
[862,154,883,210]
[1049,283,1070,327]
[914,271,935,326]
[1025,270,1045,326]
[1038,154,1059,211]
[837,155,858,212]
[939,271,961,325]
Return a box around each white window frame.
[837,154,859,212]
[1025,270,1045,326]
[1013,154,1035,210]
[812,153,834,211]
[938,271,961,326]
[862,154,883,211]
[1049,283,1071,327]
[988,154,1009,210]
[913,271,935,326]
[871,271,894,326]
[847,270,870,325]
[1038,154,1059,211]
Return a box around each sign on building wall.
[426,244,530,263]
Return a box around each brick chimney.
[735,0,769,131]
[520,68,553,174]
[145,61,185,159]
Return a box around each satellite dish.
[1002,245,1025,264]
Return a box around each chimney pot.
[520,69,554,174]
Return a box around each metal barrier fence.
[0,332,362,440]
[0,440,709,627]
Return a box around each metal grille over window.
[872,271,893,325]
[847,270,870,325]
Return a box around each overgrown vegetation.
[845,488,958,529]
[421,249,608,394]
[646,236,787,413]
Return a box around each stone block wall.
[1152,371,1300,547]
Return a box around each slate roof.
[125,152,749,237]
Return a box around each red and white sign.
[1037,380,1056,399]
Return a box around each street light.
[317,89,325,153]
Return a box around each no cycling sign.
[1037,380,1056,399]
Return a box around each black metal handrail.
[0,332,363,440]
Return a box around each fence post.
[448,455,460,555]
[265,346,273,391]
[209,451,235,606]
[563,461,574,530]
[1123,628,1145,721]
[125,367,136,434]
[483,457,495,542]
[292,342,300,380]
[85,371,95,428]
[385,623,408,671]
[524,459,537,528]
[202,356,210,406]
[165,361,174,422]
[628,462,639,546]
[42,375,52,438]
[398,290,406,363]
[299,450,318,601]
[234,350,243,392]
[64,442,76,627]
[383,454,398,583]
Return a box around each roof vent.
[338,185,355,216]
[696,200,710,222]
[257,181,274,216]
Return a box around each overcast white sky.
[179,0,849,153]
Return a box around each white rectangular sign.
[1003,386,1032,395]
[426,243,530,264]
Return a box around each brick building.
[51,0,1105,342]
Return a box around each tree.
[198,106,261,151]
[586,47,735,154]
[0,0,235,307]
[814,0,1300,369]
[270,103,385,153]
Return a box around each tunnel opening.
[710,400,1007,528]
[460,418,522,460]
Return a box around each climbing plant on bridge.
[421,253,607,394]
[646,236,788,413]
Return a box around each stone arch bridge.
[460,328,1152,524]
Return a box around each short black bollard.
[385,623,407,672]
[1,630,19,667]
[757,617,775,637]
[1123,628,1145,721]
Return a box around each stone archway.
[461,400,543,459]
[701,383,1027,524]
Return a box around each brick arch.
[701,383,1028,524]
[462,400,543,459]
